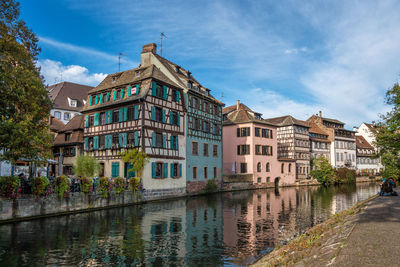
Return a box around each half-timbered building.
[81,44,186,197]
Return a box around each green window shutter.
[99,94,103,104]
[94,136,99,150]
[128,162,134,178]
[108,110,113,124]
[118,133,123,148]
[177,113,180,126]
[134,131,139,147]
[136,84,140,95]
[95,95,98,104]
[163,85,167,100]
[120,89,124,99]
[85,115,89,127]
[170,164,174,178]
[176,90,180,102]
[112,162,119,178]
[152,132,156,147]
[124,107,128,121]
[128,86,131,97]
[94,113,99,126]
[151,106,155,121]
[84,138,88,150]
[179,164,182,177]
[104,134,108,149]
[162,109,166,123]
[123,132,127,147]
[164,163,168,178]
[170,137,173,150]
[152,81,157,96]
[106,92,109,102]
[113,90,117,100]
[119,108,123,122]
[152,162,156,178]
[134,105,139,120]
[108,135,113,148]
[89,96,92,106]
[162,134,166,148]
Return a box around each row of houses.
[44,43,381,196]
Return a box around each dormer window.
[112,77,117,83]
[65,133,71,141]
[187,81,192,89]
[70,99,77,107]
[136,71,140,77]
[175,66,181,73]
[187,71,191,78]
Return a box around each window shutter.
[119,108,123,122]
[72,147,76,156]
[179,164,182,177]
[128,86,131,97]
[105,134,108,149]
[176,136,179,149]
[120,89,124,99]
[170,137,173,149]
[93,136,99,150]
[152,132,156,147]
[124,107,128,121]
[177,113,180,126]
[162,109,166,123]
[84,138,88,150]
[85,115,89,127]
[163,134,166,148]
[152,81,157,96]
[169,111,173,125]
[176,90,180,102]
[151,106,155,121]
[136,84,140,95]
[109,135,113,148]
[123,133,127,147]
[152,162,156,178]
[94,113,99,126]
[109,110,113,124]
[95,95,98,104]
[164,163,168,178]
[99,94,103,104]
[237,128,240,137]
[118,133,123,148]
[134,131,139,147]
[106,92,109,102]
[163,85,167,100]
[89,96,92,106]
[113,90,117,100]
[170,163,174,178]
[134,105,139,120]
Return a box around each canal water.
[0,183,378,266]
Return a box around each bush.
[310,157,336,185]
[80,177,93,193]
[203,179,218,193]
[31,176,51,197]
[73,155,101,177]
[335,168,356,184]
[98,177,112,198]
[0,176,21,199]
[54,175,70,198]
[129,177,141,192]
[113,177,126,194]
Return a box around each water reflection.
[0,183,378,266]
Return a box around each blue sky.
[19,0,400,128]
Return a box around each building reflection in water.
[0,183,378,266]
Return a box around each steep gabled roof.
[223,103,256,115]
[309,122,329,136]
[47,82,93,111]
[356,135,374,150]
[49,115,65,132]
[264,115,310,128]
[321,117,344,125]
[223,103,276,126]
[60,115,84,132]
[53,115,84,146]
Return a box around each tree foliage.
[310,157,336,185]
[381,152,400,180]
[0,0,52,163]
[121,149,149,179]
[73,155,101,178]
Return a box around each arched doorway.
[274,177,280,188]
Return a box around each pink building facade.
[222,102,296,187]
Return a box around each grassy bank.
[251,194,377,266]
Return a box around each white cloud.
[39,59,107,86]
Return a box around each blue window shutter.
[152,81,157,96]
[164,163,168,178]
[162,134,166,148]
[169,111,173,125]
[152,132,156,147]
[163,85,167,100]
[95,95,98,104]
[94,113,99,126]
[104,134,108,149]
[124,107,128,121]
[170,164,174,178]
[85,115,89,127]
[106,92,109,102]
[162,109,166,123]
[176,90,180,102]
[119,108,123,122]
[128,86,131,97]
[89,96,92,106]
[136,84,140,95]
[177,113,180,126]
[152,162,156,178]
[120,89,124,99]
[84,138,88,150]
[151,106,155,121]
[134,131,139,147]
[123,133,127,147]
[113,90,117,100]
[134,105,139,120]
[179,164,182,177]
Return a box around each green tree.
[121,148,149,179]
[381,152,400,180]
[310,156,336,185]
[0,0,52,164]
[73,155,101,177]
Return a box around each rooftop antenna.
[160,32,167,56]
[118,52,126,72]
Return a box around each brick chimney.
[142,43,157,54]
[236,100,240,110]
[141,43,157,67]
[319,111,322,117]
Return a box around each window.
[255,145,261,155]
[237,145,250,155]
[203,143,209,156]
[255,128,260,137]
[257,177,261,183]
[262,146,273,156]
[100,112,105,125]
[289,163,292,173]
[155,162,163,178]
[213,145,218,157]
[204,167,208,179]
[240,163,247,173]
[214,105,219,116]
[170,135,178,150]
[87,137,94,150]
[127,132,135,147]
[266,162,270,172]
[257,162,261,172]
[112,162,119,178]
[156,84,163,98]
[127,106,135,121]
[193,167,197,179]
[191,97,199,109]
[170,111,179,125]
[171,163,180,178]
[112,134,119,147]
[155,107,163,122]
[193,118,201,130]
[237,127,250,137]
[281,163,284,174]
[88,115,94,127]
[99,135,105,149]
[154,133,163,148]
[65,133,71,141]
[64,112,71,120]
[192,142,198,155]
[202,121,210,133]
[203,102,209,113]
[267,177,270,183]
[70,99,77,107]
[54,111,61,119]
[113,110,119,123]
[213,167,217,178]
